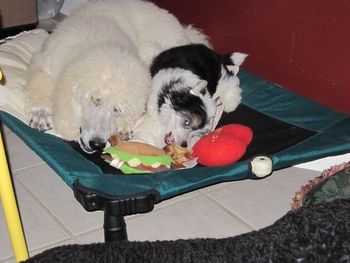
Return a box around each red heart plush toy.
[192,124,253,167]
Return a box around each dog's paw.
[29,107,53,131]
[117,128,134,141]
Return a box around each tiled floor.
[0,125,324,263]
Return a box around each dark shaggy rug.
[24,198,350,263]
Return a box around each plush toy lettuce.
[103,146,172,174]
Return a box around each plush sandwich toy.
[103,135,172,174]
[192,124,253,167]
[163,142,193,169]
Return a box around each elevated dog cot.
[1,69,350,241]
[0,31,349,258]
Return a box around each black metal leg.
[104,211,128,242]
[73,181,159,243]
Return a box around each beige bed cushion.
[0,29,49,123]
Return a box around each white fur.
[215,52,248,113]
[231,52,248,67]
[183,25,212,48]
[25,0,209,152]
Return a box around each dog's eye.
[91,96,102,107]
[183,119,191,128]
[113,107,121,113]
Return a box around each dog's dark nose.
[180,141,188,148]
[89,139,106,151]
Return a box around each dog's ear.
[190,80,208,95]
[226,65,239,76]
[227,53,248,76]
[230,52,248,66]
[91,94,102,107]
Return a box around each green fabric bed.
[1,69,349,201]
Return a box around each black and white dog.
[133,44,247,148]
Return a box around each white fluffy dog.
[25,0,208,153]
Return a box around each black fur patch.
[151,44,229,96]
[170,89,208,130]
[157,78,182,110]
[159,86,208,130]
